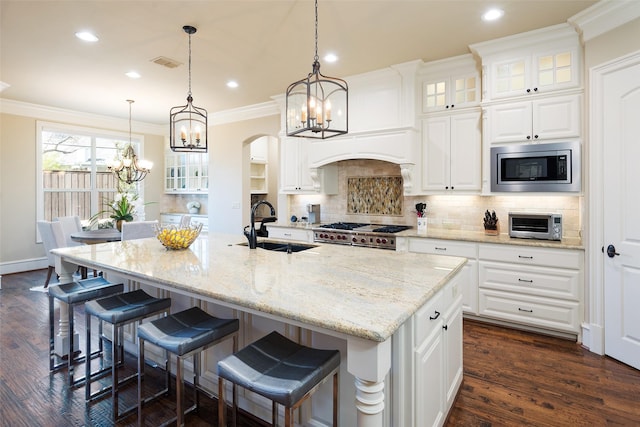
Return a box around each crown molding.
[0,98,165,135]
[569,0,640,42]
[211,100,279,125]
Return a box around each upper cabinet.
[418,54,481,113]
[485,94,582,144]
[280,138,338,194]
[421,110,482,193]
[470,23,582,103]
[164,143,209,194]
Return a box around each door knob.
[606,244,620,258]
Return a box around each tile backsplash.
[288,159,582,239]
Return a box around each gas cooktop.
[313,223,411,250]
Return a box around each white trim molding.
[569,0,640,42]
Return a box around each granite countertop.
[267,222,583,250]
[52,233,466,342]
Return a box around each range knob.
[352,237,357,243]
[381,238,388,244]
[376,238,381,243]
[360,238,366,243]
[330,235,335,240]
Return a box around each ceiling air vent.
[150,56,182,69]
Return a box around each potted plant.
[91,192,146,231]
[187,201,201,214]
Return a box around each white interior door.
[603,59,640,370]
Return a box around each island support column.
[53,256,79,356]
[347,336,391,427]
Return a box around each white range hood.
[307,127,419,193]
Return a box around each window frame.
[36,121,147,238]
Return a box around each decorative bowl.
[154,222,203,250]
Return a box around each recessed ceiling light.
[324,53,338,63]
[75,31,99,42]
[125,71,141,79]
[482,8,504,21]
[226,80,239,89]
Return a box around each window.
[37,121,146,224]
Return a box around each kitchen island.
[53,232,466,427]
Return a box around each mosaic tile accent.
[347,176,403,215]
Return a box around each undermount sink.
[237,241,318,253]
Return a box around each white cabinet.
[280,138,337,194]
[421,110,482,192]
[470,24,581,102]
[164,151,209,194]
[413,273,463,427]
[407,238,478,314]
[420,54,480,113]
[485,46,580,100]
[478,244,583,334]
[485,94,581,144]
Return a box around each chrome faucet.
[244,200,276,249]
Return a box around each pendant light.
[286,0,348,139]
[170,25,208,152]
[108,100,153,185]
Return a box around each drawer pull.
[429,311,441,320]
[284,233,292,237]
[518,278,533,283]
[435,247,447,251]
[518,255,534,259]
[518,308,533,313]
[442,324,448,331]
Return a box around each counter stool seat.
[217,331,340,427]
[48,276,123,386]
[137,307,239,427]
[84,289,171,422]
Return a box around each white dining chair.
[120,220,158,241]
[37,220,69,288]
[55,215,84,247]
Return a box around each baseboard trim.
[0,258,47,276]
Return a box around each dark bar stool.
[48,276,123,386]
[217,331,340,427]
[84,289,171,422]
[137,307,239,427]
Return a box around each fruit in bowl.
[155,222,203,250]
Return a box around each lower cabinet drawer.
[267,227,313,242]
[479,261,580,300]
[414,289,444,346]
[478,289,580,333]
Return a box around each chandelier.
[286,0,348,139]
[170,25,208,152]
[108,100,152,184]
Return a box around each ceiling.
[0,1,597,125]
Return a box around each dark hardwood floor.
[1,269,639,426]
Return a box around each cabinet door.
[415,324,445,427]
[422,116,450,191]
[422,74,479,113]
[532,47,580,93]
[487,101,532,143]
[164,152,188,193]
[490,56,531,99]
[443,295,463,412]
[449,111,482,191]
[533,94,581,141]
[280,138,301,192]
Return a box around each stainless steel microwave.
[490,141,581,192]
[509,212,562,241]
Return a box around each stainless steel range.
[313,222,411,250]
